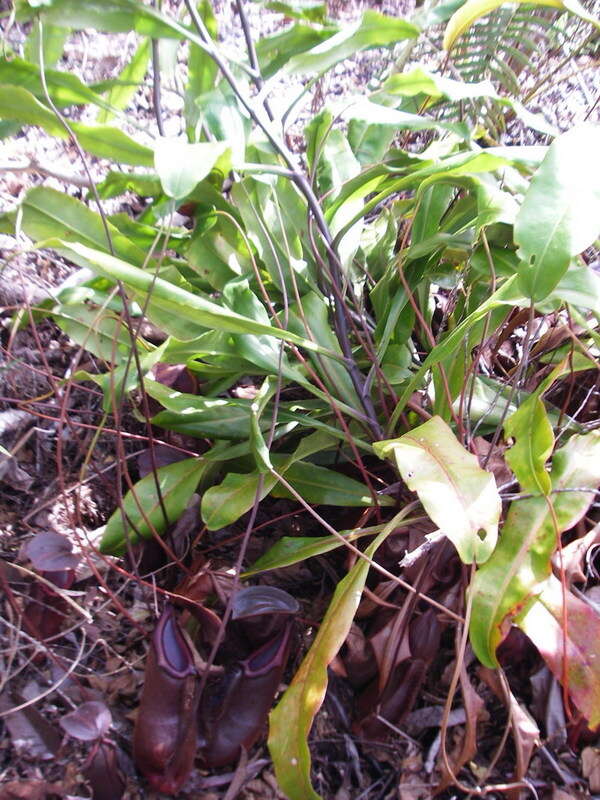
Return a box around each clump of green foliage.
[2,0,600,794]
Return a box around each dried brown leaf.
[582,747,600,792]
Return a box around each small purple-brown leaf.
[22,532,79,572]
[59,701,111,742]
[137,445,187,479]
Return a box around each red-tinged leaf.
[59,701,112,742]
[22,531,79,572]
[151,362,197,394]
[199,622,293,768]
[133,607,199,795]
[470,430,600,668]
[268,510,408,800]
[517,575,600,729]
[23,569,75,643]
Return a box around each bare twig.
[234,0,274,122]
[151,0,165,135]
[0,159,89,187]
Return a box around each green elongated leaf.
[287,293,359,410]
[0,82,65,135]
[146,380,256,439]
[389,275,526,429]
[71,123,154,166]
[506,400,553,495]
[186,212,252,291]
[375,416,501,563]
[24,22,68,68]
[265,0,327,22]
[96,171,162,200]
[515,124,600,301]
[504,360,570,495]
[332,96,468,139]
[0,57,113,111]
[154,138,229,200]
[272,460,393,508]
[21,187,150,266]
[456,374,586,435]
[201,433,335,530]
[48,241,331,354]
[443,0,565,50]
[18,0,179,37]
[96,38,150,122]
[195,86,248,167]
[328,150,512,241]
[147,379,361,447]
[380,64,497,102]
[201,471,266,530]
[250,376,277,473]
[547,263,600,313]
[347,117,397,166]
[0,86,154,165]
[378,66,558,136]
[255,23,334,78]
[51,302,133,363]
[470,430,600,667]
[99,458,206,555]
[285,10,419,75]
[230,175,312,296]
[223,281,307,385]
[517,575,600,728]
[243,525,386,577]
[412,184,456,246]
[269,509,408,800]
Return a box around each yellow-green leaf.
[375,416,501,563]
[443,0,564,51]
[269,510,408,800]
